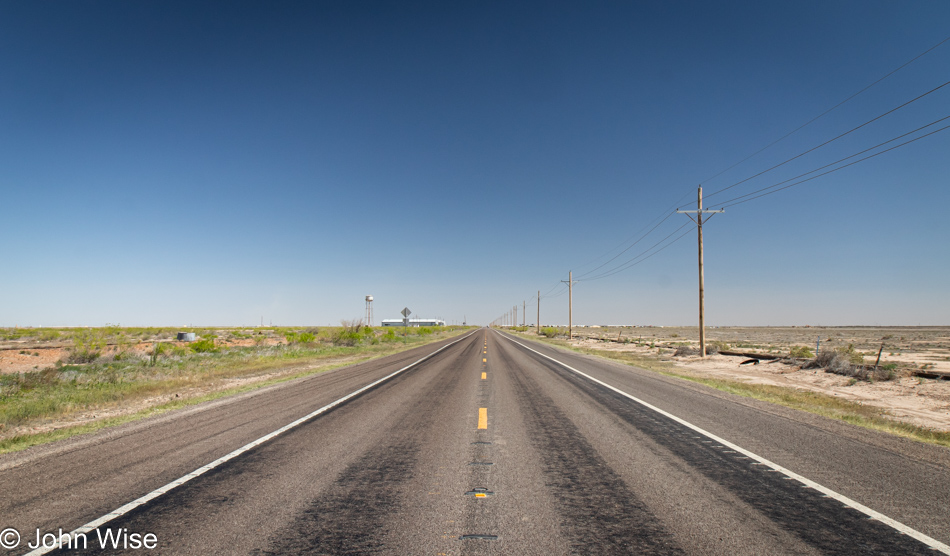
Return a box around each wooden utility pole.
[537,290,541,333]
[677,186,723,358]
[561,271,577,339]
[522,300,526,327]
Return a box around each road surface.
[1,328,948,554]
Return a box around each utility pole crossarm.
[561,271,578,340]
[678,186,725,359]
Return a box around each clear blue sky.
[2,1,948,327]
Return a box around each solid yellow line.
[478,408,487,429]
[481,372,487,380]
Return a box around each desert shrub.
[841,344,865,365]
[541,327,560,338]
[418,327,432,336]
[812,350,855,375]
[38,329,61,341]
[284,331,316,344]
[789,345,814,358]
[382,328,396,341]
[65,350,101,364]
[705,340,729,352]
[149,342,170,365]
[190,339,218,353]
[674,343,719,356]
[112,350,137,362]
[333,320,364,346]
[66,329,107,363]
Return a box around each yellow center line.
[481,372,487,380]
[483,358,486,363]
[478,408,487,429]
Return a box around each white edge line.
[498,331,950,554]
[23,330,478,556]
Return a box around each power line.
[699,35,950,186]
[540,281,564,298]
[715,114,950,207]
[690,78,950,208]
[514,38,950,315]
[584,227,694,282]
[580,222,692,282]
[572,190,694,277]
[575,212,676,278]
[718,122,950,208]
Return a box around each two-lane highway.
[1,328,948,554]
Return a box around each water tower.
[365,295,374,327]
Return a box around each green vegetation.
[190,338,218,353]
[0,325,470,453]
[284,331,316,344]
[540,327,560,338]
[840,344,866,365]
[789,345,814,358]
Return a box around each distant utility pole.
[537,290,541,333]
[561,271,577,339]
[522,300,526,327]
[677,186,724,358]
[513,305,517,328]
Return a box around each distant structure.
[381,318,445,327]
[365,295,374,327]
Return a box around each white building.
[381,318,445,327]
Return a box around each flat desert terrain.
[538,326,950,432]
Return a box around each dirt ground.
[542,326,950,432]
[5,326,949,433]
[0,335,283,376]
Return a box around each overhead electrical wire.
[575,212,676,279]
[712,114,950,208]
[581,226,695,283]
[565,111,950,286]
[689,78,950,208]
[717,121,950,209]
[572,189,693,276]
[579,221,692,282]
[698,35,950,187]
[504,36,950,311]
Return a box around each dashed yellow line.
[478,408,487,429]
[481,372,487,380]
[483,358,486,363]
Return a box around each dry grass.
[509,331,950,448]
[0,328,470,453]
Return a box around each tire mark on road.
[527,352,936,555]
[506,355,685,555]
[254,441,420,555]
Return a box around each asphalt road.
[1,328,948,555]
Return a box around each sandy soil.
[0,336,283,375]
[543,326,950,432]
